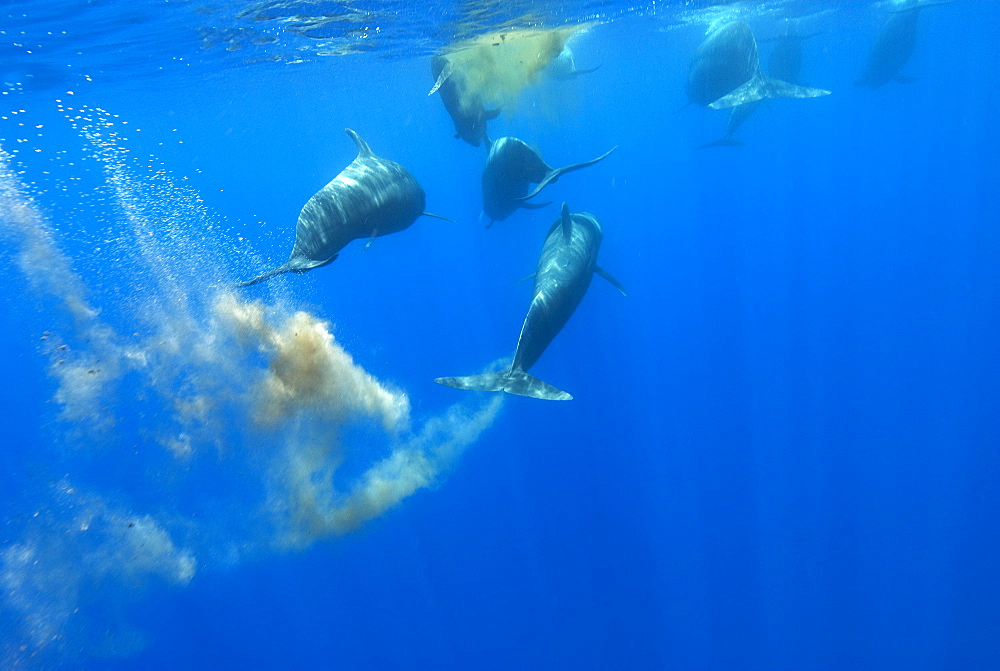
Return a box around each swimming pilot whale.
[700,20,820,148]
[767,19,821,85]
[236,129,449,287]
[436,203,626,401]
[481,137,616,225]
[689,21,830,148]
[856,0,953,88]
[429,56,499,147]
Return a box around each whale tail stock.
[435,369,572,401]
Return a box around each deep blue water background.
[1,1,999,669]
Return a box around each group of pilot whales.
[236,1,949,401]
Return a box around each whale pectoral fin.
[519,146,617,201]
[235,265,290,288]
[571,64,601,77]
[428,61,453,95]
[421,211,457,223]
[363,232,378,252]
[234,257,325,288]
[595,265,628,297]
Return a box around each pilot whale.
[429,56,499,147]
[436,203,626,401]
[482,137,616,225]
[768,19,820,85]
[237,129,448,287]
[686,21,830,110]
[856,0,953,88]
[690,21,830,148]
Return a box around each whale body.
[430,56,499,147]
[436,203,625,401]
[237,129,444,287]
[857,0,952,88]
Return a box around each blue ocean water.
[1,1,998,669]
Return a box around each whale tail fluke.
[708,74,830,109]
[698,137,745,149]
[520,145,617,201]
[435,369,572,401]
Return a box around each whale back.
[512,205,602,372]
[289,129,426,267]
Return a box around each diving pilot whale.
[237,129,449,287]
[687,20,830,110]
[429,56,499,147]
[482,137,616,225]
[436,203,626,401]
[856,0,953,88]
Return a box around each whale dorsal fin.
[345,128,375,158]
[560,202,572,242]
[595,265,628,297]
